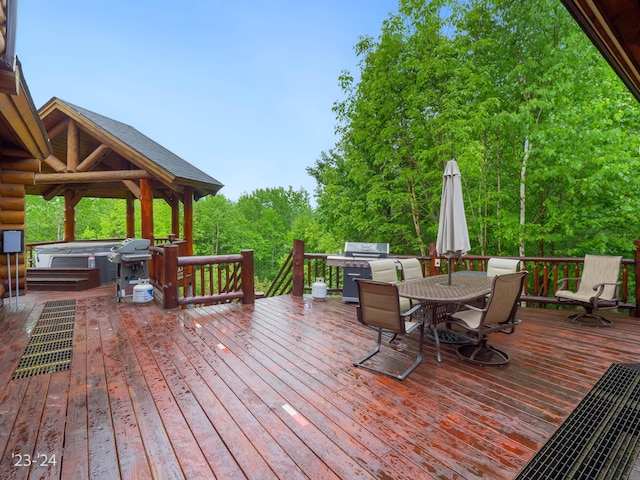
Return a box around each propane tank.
[312,277,328,300]
[133,280,153,303]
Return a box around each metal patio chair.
[445,271,527,366]
[555,254,622,327]
[369,259,408,313]
[398,258,424,281]
[353,279,425,380]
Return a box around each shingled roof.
[34,97,224,200]
[60,100,223,189]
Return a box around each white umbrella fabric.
[435,159,470,285]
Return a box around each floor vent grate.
[515,362,640,479]
[12,300,77,380]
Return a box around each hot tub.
[34,241,121,284]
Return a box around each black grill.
[515,363,640,479]
[342,242,389,303]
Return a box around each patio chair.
[484,257,521,307]
[369,259,411,312]
[398,258,424,281]
[486,257,520,277]
[445,271,527,366]
[353,279,425,380]
[555,254,622,327]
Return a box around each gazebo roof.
[32,97,224,201]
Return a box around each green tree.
[311,0,640,259]
[235,187,313,280]
[25,196,65,243]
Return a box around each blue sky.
[18,1,397,203]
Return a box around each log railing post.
[163,243,178,309]
[634,239,640,317]
[292,239,304,297]
[241,249,255,304]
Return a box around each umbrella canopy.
[436,160,470,284]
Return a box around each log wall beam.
[0,196,24,210]
[35,170,152,183]
[0,157,40,172]
[0,183,24,196]
[0,170,35,185]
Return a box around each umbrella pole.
[448,257,453,285]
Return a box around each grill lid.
[344,242,389,258]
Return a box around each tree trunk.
[519,137,530,257]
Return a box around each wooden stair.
[27,267,101,291]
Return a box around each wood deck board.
[183,308,372,479]
[1,286,639,479]
[108,302,185,479]
[166,312,335,480]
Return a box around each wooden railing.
[275,239,639,317]
[266,239,344,297]
[157,243,255,309]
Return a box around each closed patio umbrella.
[436,159,470,285]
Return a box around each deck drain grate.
[12,300,77,380]
[515,362,640,480]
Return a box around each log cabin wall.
[0,54,52,301]
[0,156,37,295]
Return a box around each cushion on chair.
[369,259,412,312]
[449,309,482,329]
[486,258,520,277]
[369,259,398,282]
[398,258,423,281]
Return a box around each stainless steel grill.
[329,242,389,303]
[107,238,152,302]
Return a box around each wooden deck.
[1,286,640,479]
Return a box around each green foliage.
[25,196,65,243]
[311,0,640,259]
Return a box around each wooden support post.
[163,243,178,309]
[183,186,193,256]
[292,239,304,297]
[140,178,154,243]
[634,239,640,317]
[67,120,79,172]
[126,193,135,238]
[241,249,255,304]
[64,189,75,242]
[170,196,180,240]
